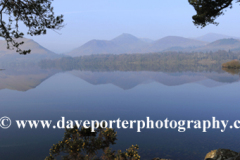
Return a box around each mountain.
[111,33,148,53]
[195,33,240,42]
[207,38,240,48]
[68,34,208,57]
[68,33,148,56]
[161,38,240,52]
[150,36,207,52]
[139,38,154,43]
[67,33,240,57]
[68,40,120,56]
[111,33,142,45]
[0,38,62,63]
[0,38,55,55]
[195,38,240,52]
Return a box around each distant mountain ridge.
[69,33,149,56]
[1,33,239,59]
[194,33,240,42]
[68,33,208,57]
[203,39,240,51]
[150,36,207,52]
[68,33,240,57]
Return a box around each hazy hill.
[111,33,143,45]
[69,40,120,56]
[68,33,148,56]
[162,38,240,52]
[0,38,55,55]
[196,38,240,52]
[0,38,61,63]
[111,33,148,53]
[139,38,154,43]
[195,33,240,42]
[68,34,208,57]
[67,33,240,57]
[150,36,207,52]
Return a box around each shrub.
[45,126,140,160]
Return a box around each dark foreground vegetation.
[45,126,240,160]
[45,126,141,160]
[39,50,240,73]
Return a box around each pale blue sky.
[21,0,240,53]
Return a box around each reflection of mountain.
[69,71,240,90]
[0,67,59,91]
[0,67,239,91]
[70,71,152,90]
[204,72,240,83]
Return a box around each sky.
[19,0,240,53]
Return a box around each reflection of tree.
[221,68,240,75]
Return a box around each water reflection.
[0,67,58,91]
[69,70,240,89]
[0,65,239,160]
[222,68,240,75]
[0,66,239,91]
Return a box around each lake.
[0,66,240,160]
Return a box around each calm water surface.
[0,67,240,160]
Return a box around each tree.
[45,125,141,160]
[188,0,238,27]
[0,0,64,54]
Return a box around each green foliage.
[45,126,140,160]
[0,0,64,54]
[188,0,237,27]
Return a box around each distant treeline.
[39,50,240,73]
[222,60,240,69]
